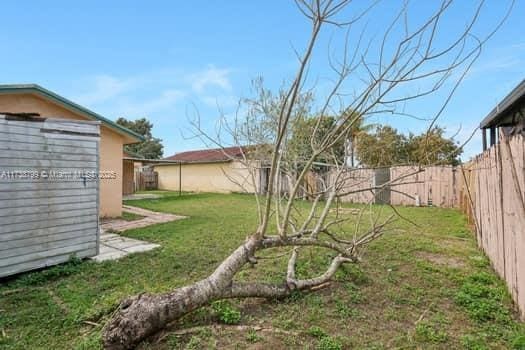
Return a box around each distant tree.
[287,111,371,171]
[288,115,345,172]
[405,127,462,166]
[116,117,164,159]
[355,125,408,167]
[356,125,461,167]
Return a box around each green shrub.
[307,326,343,350]
[211,301,241,324]
[317,336,343,350]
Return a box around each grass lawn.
[120,211,145,222]
[1,192,524,349]
[101,211,145,223]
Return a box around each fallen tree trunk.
[102,235,353,349]
[103,236,260,349]
[99,0,490,344]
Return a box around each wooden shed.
[0,84,145,217]
[0,114,100,277]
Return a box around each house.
[123,152,183,194]
[480,78,525,150]
[154,146,266,193]
[0,84,144,217]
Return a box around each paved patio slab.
[123,193,162,200]
[92,233,161,262]
[100,205,186,233]
[91,205,186,262]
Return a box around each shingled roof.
[164,146,248,163]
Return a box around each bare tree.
[102,1,513,349]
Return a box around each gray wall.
[0,116,100,277]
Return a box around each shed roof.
[0,84,144,143]
[480,79,525,129]
[164,146,248,163]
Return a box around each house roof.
[123,157,181,164]
[0,84,144,143]
[480,79,525,129]
[164,146,248,163]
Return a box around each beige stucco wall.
[154,160,260,193]
[0,93,124,217]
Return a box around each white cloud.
[71,65,236,121]
[116,89,186,117]
[74,75,133,105]
[189,66,232,93]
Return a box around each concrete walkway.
[102,205,185,232]
[91,206,186,262]
[123,193,162,201]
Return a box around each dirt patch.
[417,252,466,269]
[147,323,305,350]
[436,237,471,250]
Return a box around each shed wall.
[0,93,123,217]
[0,116,100,277]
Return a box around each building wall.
[154,161,260,193]
[0,93,124,217]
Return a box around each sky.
[0,0,523,160]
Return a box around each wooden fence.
[390,166,457,207]
[332,145,525,317]
[333,165,457,207]
[458,133,525,318]
[122,160,135,195]
[135,170,158,191]
[332,168,376,204]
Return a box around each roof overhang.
[480,79,525,129]
[152,159,233,166]
[0,84,145,144]
[124,157,184,164]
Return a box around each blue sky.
[1,1,523,159]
